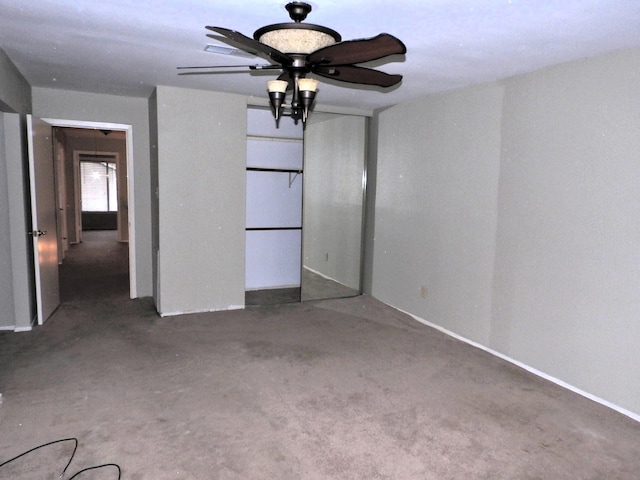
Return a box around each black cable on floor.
[0,437,78,477]
[0,437,121,478]
[68,463,121,479]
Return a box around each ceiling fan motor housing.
[286,2,312,22]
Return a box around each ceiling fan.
[178,1,406,125]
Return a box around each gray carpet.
[245,269,360,306]
[1,231,639,479]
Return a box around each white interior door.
[27,115,60,324]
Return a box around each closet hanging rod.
[246,167,302,174]
[246,227,302,231]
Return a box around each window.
[81,160,117,212]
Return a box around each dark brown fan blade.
[177,64,281,70]
[206,26,293,65]
[313,65,402,87]
[307,33,406,66]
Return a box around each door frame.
[42,118,137,299]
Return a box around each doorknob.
[28,230,47,237]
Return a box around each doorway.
[43,119,137,301]
[243,108,367,305]
[52,127,130,303]
[244,108,303,305]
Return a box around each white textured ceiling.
[1,0,640,111]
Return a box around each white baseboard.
[245,284,299,291]
[1,325,33,332]
[392,305,640,423]
[303,266,339,283]
[159,304,244,318]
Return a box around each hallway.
[59,230,129,304]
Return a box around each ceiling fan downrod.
[285,2,312,22]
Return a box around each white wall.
[371,48,640,416]
[0,113,17,328]
[0,112,34,331]
[0,48,31,114]
[0,112,36,331]
[31,88,153,297]
[0,50,33,330]
[491,49,640,414]
[373,84,503,344]
[154,86,247,315]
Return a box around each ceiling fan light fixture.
[257,27,340,54]
[267,79,289,93]
[267,80,289,121]
[297,77,318,92]
[297,77,318,123]
[254,2,340,55]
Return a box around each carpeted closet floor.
[1,231,639,479]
